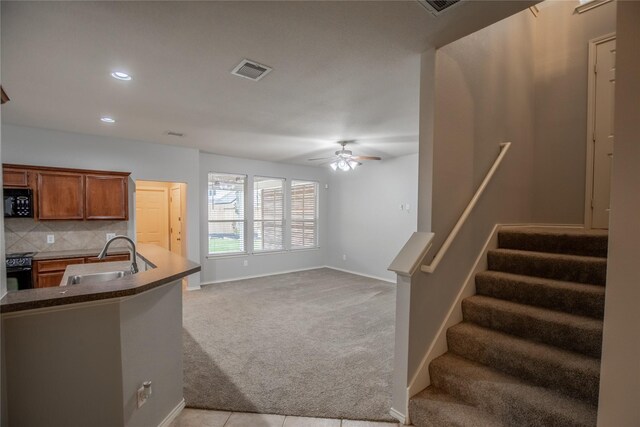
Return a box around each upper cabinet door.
[3,168,29,187]
[85,174,128,220]
[37,172,84,220]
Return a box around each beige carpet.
[182,268,396,421]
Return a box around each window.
[208,173,246,255]
[254,177,285,252]
[290,180,318,249]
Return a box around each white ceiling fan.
[308,141,382,171]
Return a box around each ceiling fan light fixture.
[337,159,350,171]
[329,161,338,171]
[348,160,360,169]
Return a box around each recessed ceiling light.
[100,116,116,123]
[111,71,132,81]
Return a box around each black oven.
[6,252,35,291]
[4,188,33,218]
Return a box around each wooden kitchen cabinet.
[33,257,85,288]
[3,168,29,187]
[85,174,128,220]
[37,171,85,220]
[3,163,130,220]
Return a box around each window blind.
[291,180,318,249]
[253,177,285,251]
[208,172,246,255]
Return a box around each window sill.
[575,0,613,14]
[206,252,248,260]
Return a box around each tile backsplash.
[5,218,129,254]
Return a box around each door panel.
[170,186,182,255]
[591,39,616,229]
[136,187,169,249]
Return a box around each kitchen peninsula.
[1,244,200,427]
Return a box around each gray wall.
[199,151,329,284]
[532,0,616,224]
[597,2,640,425]
[1,124,201,288]
[327,153,418,281]
[410,5,536,381]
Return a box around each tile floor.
[171,409,400,427]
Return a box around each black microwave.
[4,188,34,218]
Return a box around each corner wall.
[327,153,418,282]
[597,1,640,425]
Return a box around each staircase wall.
[597,2,640,425]
[532,0,616,224]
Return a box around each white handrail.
[421,142,511,274]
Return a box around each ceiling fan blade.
[307,157,335,161]
[351,155,382,161]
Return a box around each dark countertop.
[33,248,130,261]
[1,244,200,314]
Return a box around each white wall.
[597,2,640,425]
[199,151,329,284]
[1,124,201,288]
[532,0,616,224]
[327,153,418,282]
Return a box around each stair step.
[475,271,605,319]
[447,322,600,405]
[487,249,607,286]
[410,386,504,427]
[430,353,597,427]
[462,295,603,357]
[498,227,608,257]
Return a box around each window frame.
[253,175,286,253]
[290,179,319,250]
[207,172,248,257]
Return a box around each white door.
[136,187,169,249]
[590,38,616,229]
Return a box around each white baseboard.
[158,398,185,427]
[390,407,408,425]
[325,266,396,283]
[199,265,326,286]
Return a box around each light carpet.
[182,268,395,421]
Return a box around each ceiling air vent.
[166,131,184,137]
[418,0,462,16]
[231,59,272,81]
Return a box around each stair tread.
[411,386,505,427]
[448,322,600,404]
[498,227,608,257]
[475,271,605,318]
[487,248,607,286]
[464,295,603,330]
[430,353,598,427]
[489,248,606,262]
[499,226,608,238]
[462,295,603,357]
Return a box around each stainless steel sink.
[67,270,132,286]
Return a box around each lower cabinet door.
[36,272,65,288]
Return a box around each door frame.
[584,32,616,229]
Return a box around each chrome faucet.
[98,235,139,274]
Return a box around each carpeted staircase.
[409,227,608,427]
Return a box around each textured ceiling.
[1,1,535,164]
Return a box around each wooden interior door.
[591,38,616,229]
[170,186,182,255]
[136,187,169,249]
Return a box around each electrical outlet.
[106,233,116,241]
[47,234,55,244]
[243,260,248,267]
[342,254,347,261]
